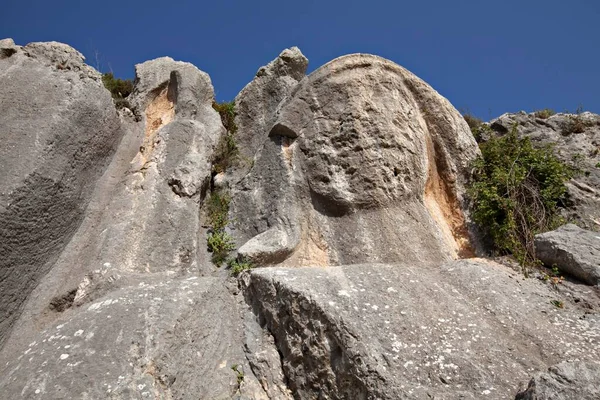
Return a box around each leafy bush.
[212,101,239,173]
[212,101,237,134]
[207,191,231,231]
[463,113,492,142]
[468,125,575,269]
[205,191,235,265]
[101,73,133,99]
[463,113,483,131]
[563,115,587,134]
[534,109,555,119]
[207,230,235,265]
[228,257,254,276]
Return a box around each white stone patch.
[386,287,397,293]
[74,330,84,337]
[88,298,119,311]
[59,354,69,360]
[337,290,350,297]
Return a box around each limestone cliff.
[0,39,598,400]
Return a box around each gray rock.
[0,54,224,361]
[243,260,600,399]
[132,57,216,119]
[0,275,268,399]
[0,38,18,59]
[232,54,480,266]
[234,47,308,167]
[516,361,600,400]
[0,40,123,346]
[489,111,600,230]
[535,224,600,285]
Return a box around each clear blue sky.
[2,0,599,119]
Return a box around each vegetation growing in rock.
[468,125,575,270]
[102,73,133,99]
[212,101,239,173]
[101,73,134,109]
[228,257,254,276]
[206,191,235,265]
[534,109,556,119]
[562,105,593,135]
[463,113,492,142]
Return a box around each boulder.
[243,259,600,399]
[231,54,480,266]
[516,361,600,400]
[535,224,600,285]
[489,111,600,230]
[0,39,123,346]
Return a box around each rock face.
[489,111,600,230]
[535,224,600,285]
[516,361,600,400]
[243,260,600,399]
[234,47,308,170]
[231,54,480,267]
[0,40,123,345]
[1,40,600,400]
[0,275,267,399]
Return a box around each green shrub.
[205,191,235,265]
[207,230,235,265]
[534,109,555,119]
[212,101,239,173]
[463,113,483,130]
[207,192,231,231]
[228,257,254,276]
[468,125,575,269]
[212,101,237,134]
[463,113,492,142]
[563,115,587,134]
[101,73,133,99]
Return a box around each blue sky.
[2,0,599,119]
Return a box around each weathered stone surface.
[234,47,308,167]
[0,40,123,346]
[0,275,268,399]
[0,47,278,399]
[516,361,600,400]
[232,54,481,266]
[132,56,216,119]
[0,54,225,354]
[535,224,600,285]
[4,41,599,400]
[243,260,600,399]
[489,111,600,230]
[0,38,18,58]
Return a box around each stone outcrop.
[516,361,600,400]
[231,54,480,267]
[535,224,600,285]
[233,47,308,172]
[243,260,600,399]
[1,39,600,399]
[488,111,600,230]
[0,40,123,345]
[0,275,268,399]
